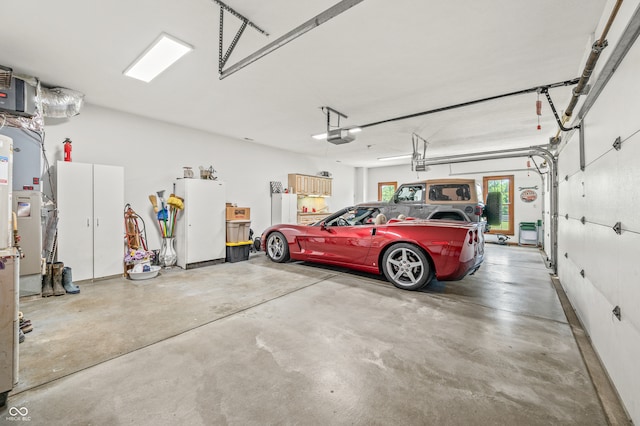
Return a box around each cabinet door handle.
[96,218,100,227]
[87,218,90,227]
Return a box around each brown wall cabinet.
[288,174,332,196]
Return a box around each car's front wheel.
[382,243,432,290]
[266,231,290,263]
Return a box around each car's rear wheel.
[382,243,432,290]
[266,231,290,263]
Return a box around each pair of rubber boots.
[42,262,80,297]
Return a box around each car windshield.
[324,206,381,226]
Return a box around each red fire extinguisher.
[63,138,72,162]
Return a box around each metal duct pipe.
[420,146,558,271]
[40,86,85,118]
[555,0,624,137]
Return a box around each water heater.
[0,135,13,249]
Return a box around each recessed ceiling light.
[377,154,413,161]
[124,33,193,83]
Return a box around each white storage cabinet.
[57,161,124,281]
[174,179,226,269]
[271,193,297,225]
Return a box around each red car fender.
[369,225,468,279]
[261,225,301,253]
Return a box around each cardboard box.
[226,206,250,220]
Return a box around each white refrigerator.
[174,179,226,269]
[271,193,297,225]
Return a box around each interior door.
[186,180,226,263]
[93,165,124,278]
[57,162,93,281]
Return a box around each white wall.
[365,158,546,246]
[42,104,355,249]
[556,1,640,422]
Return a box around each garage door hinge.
[580,269,585,278]
[564,252,568,258]
[613,222,622,235]
[565,214,569,220]
[612,305,621,321]
[580,216,586,224]
[613,136,622,151]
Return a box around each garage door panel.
[617,228,640,334]
[587,37,640,145]
[566,173,586,218]
[558,137,581,178]
[558,181,570,219]
[583,115,619,166]
[559,218,586,266]
[614,131,640,230]
[584,150,618,224]
[583,223,619,304]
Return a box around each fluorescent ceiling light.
[124,33,193,83]
[311,127,362,140]
[378,154,413,161]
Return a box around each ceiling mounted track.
[218,0,366,79]
[214,0,269,75]
[354,78,580,131]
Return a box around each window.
[427,183,471,201]
[483,175,514,234]
[378,181,397,201]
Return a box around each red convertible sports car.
[260,205,485,291]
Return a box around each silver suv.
[362,179,500,227]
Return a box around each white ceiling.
[1,0,608,167]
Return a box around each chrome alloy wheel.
[266,231,289,263]
[382,243,431,290]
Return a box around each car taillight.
[475,205,483,216]
[474,229,479,242]
[468,230,474,245]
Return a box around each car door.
[301,223,375,266]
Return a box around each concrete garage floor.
[4,245,618,425]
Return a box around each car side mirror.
[320,222,327,231]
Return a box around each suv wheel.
[484,192,502,226]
